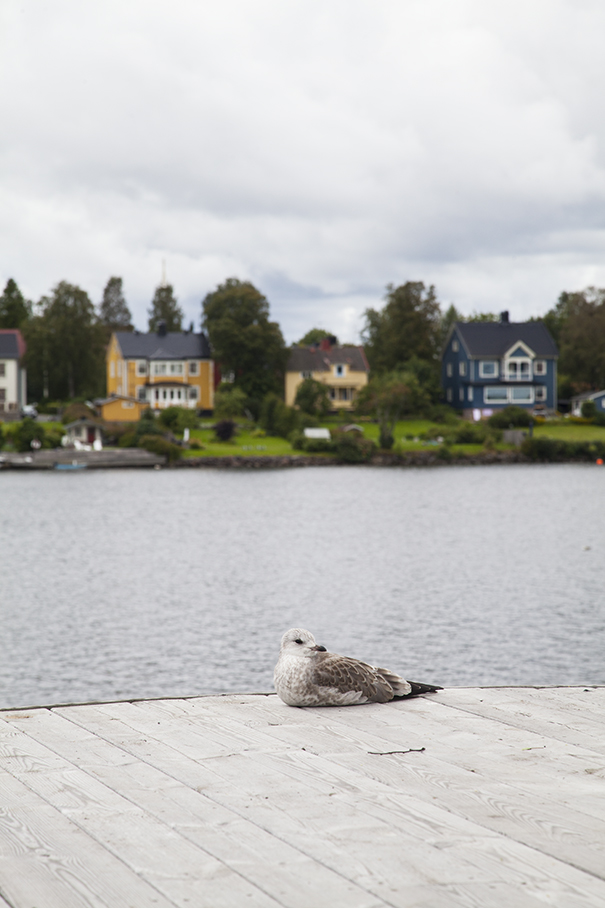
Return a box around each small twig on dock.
[368,747,426,755]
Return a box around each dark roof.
[287,345,369,373]
[115,331,211,360]
[0,329,26,359]
[453,321,558,357]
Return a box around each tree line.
[1,274,603,406]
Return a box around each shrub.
[581,399,598,419]
[189,439,203,450]
[138,434,182,462]
[521,436,605,462]
[295,378,330,418]
[157,406,182,431]
[333,431,375,463]
[213,419,237,442]
[214,386,248,420]
[488,406,532,429]
[259,394,300,438]
[118,430,137,448]
[15,418,45,452]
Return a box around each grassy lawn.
[184,426,297,457]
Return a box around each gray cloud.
[2,0,605,343]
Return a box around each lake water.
[0,464,603,708]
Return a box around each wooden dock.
[0,687,604,907]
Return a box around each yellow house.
[106,323,214,416]
[285,340,369,410]
[97,395,149,423]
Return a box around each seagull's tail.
[403,680,443,697]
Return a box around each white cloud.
[1,0,605,343]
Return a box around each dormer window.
[507,359,531,381]
[452,340,459,352]
[334,364,346,377]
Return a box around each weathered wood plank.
[53,700,605,907]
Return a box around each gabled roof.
[452,321,557,357]
[115,331,211,360]
[287,345,369,373]
[0,329,26,359]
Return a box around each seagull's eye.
[294,638,303,645]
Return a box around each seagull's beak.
[312,644,327,652]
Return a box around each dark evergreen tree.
[202,278,287,401]
[361,282,442,374]
[24,282,105,400]
[100,277,132,332]
[0,278,31,328]
[148,283,183,332]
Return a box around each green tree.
[148,283,183,332]
[0,279,31,328]
[297,328,338,346]
[100,277,133,333]
[361,282,441,374]
[214,385,248,420]
[556,288,605,390]
[465,311,499,322]
[294,377,330,417]
[24,281,105,400]
[202,278,288,401]
[355,370,428,449]
[439,304,461,345]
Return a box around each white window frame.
[154,363,167,376]
[334,364,346,377]
[189,386,199,400]
[459,388,464,401]
[452,340,459,352]
[136,361,147,376]
[300,370,312,379]
[535,386,547,402]
[534,360,546,375]
[188,361,199,376]
[484,385,535,404]
[446,388,453,402]
[169,362,183,375]
[446,363,453,377]
[506,358,532,381]
[136,386,147,401]
[479,360,499,378]
[459,362,467,376]
[468,386,474,402]
[110,361,115,378]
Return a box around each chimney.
[500,311,509,324]
[157,319,167,337]
[319,336,337,352]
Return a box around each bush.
[214,386,247,420]
[15,418,45,452]
[488,406,532,429]
[189,439,203,450]
[332,430,375,463]
[259,394,300,438]
[379,427,394,449]
[581,399,598,419]
[295,378,330,418]
[138,434,182,462]
[521,436,605,462]
[157,406,182,431]
[213,419,237,442]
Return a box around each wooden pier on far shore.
[0,687,604,907]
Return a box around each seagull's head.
[280,628,327,658]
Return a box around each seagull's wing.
[311,654,399,703]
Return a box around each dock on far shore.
[0,687,604,907]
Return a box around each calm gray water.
[0,464,603,708]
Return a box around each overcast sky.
[2,0,605,343]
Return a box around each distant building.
[285,338,369,410]
[570,389,605,417]
[0,329,27,417]
[441,312,558,417]
[106,321,214,412]
[96,395,150,423]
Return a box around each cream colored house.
[285,340,369,410]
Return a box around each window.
[137,361,147,376]
[452,340,459,352]
[0,363,5,377]
[122,401,134,409]
[468,387,474,401]
[189,387,199,400]
[534,360,546,375]
[110,362,115,378]
[334,364,345,377]
[484,386,508,402]
[301,370,312,379]
[535,386,546,402]
[339,388,349,401]
[511,386,533,402]
[0,389,5,401]
[329,387,336,399]
[189,361,199,375]
[459,362,467,376]
[446,388,453,402]
[479,361,498,378]
[137,387,147,400]
[170,363,183,375]
[506,359,531,380]
[459,388,464,401]
[118,360,123,376]
[446,363,453,377]
[154,363,167,375]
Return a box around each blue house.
[441,312,558,417]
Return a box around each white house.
[0,330,27,417]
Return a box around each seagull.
[274,628,441,707]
